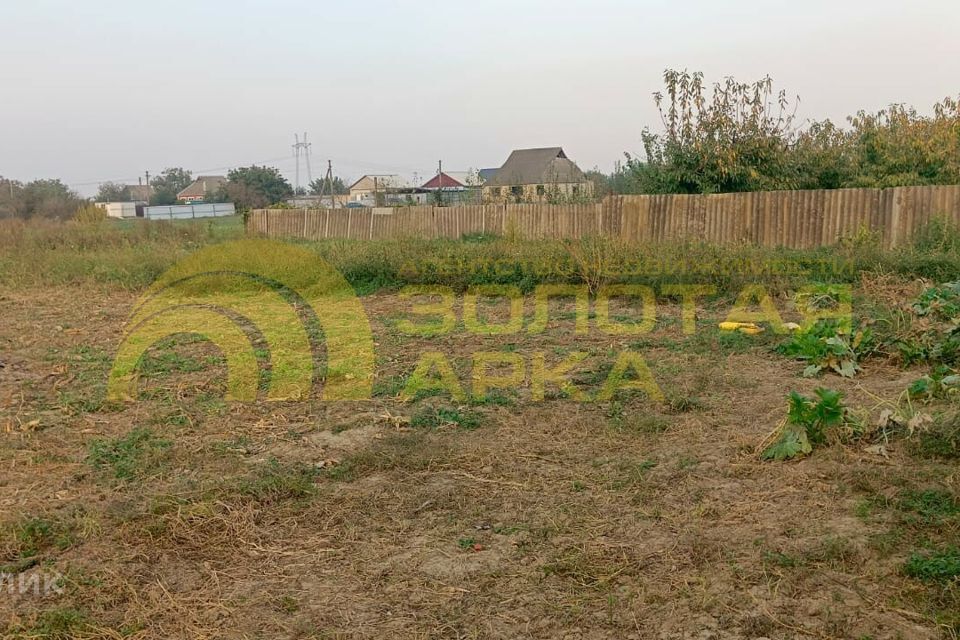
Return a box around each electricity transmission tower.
[292,132,312,194]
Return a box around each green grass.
[9,516,76,559]
[236,459,319,503]
[324,431,449,483]
[410,406,483,430]
[904,547,960,582]
[607,402,670,434]
[897,489,960,524]
[911,413,960,460]
[469,389,517,407]
[86,427,172,480]
[5,216,960,296]
[139,350,216,377]
[10,607,89,639]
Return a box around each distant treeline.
[588,69,960,197]
[0,166,302,221]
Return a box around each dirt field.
[1,281,958,639]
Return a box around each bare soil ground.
[1,285,957,639]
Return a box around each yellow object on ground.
[718,321,765,334]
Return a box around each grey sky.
[1,0,958,194]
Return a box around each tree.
[841,98,960,188]
[0,176,24,219]
[224,166,293,210]
[584,170,612,198]
[625,69,960,194]
[20,179,84,219]
[308,176,347,195]
[150,167,193,205]
[627,69,801,194]
[95,181,130,202]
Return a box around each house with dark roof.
[177,176,227,203]
[125,183,152,203]
[477,168,499,183]
[482,147,591,203]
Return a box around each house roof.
[421,172,467,189]
[125,184,152,202]
[484,147,586,187]
[177,176,227,199]
[477,168,499,183]
[347,174,406,191]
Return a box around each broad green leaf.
[761,425,812,461]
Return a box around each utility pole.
[436,160,443,206]
[145,171,150,202]
[325,160,336,207]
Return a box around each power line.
[66,154,296,188]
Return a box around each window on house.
[491,187,501,197]
[511,186,523,197]
[572,185,581,196]
[536,185,545,196]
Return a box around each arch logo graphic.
[108,239,374,402]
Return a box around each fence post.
[888,187,901,248]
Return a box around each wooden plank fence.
[247,185,960,248]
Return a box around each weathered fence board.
[248,185,960,248]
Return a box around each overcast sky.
[2,0,958,194]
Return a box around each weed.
[897,489,960,524]
[328,432,444,483]
[9,516,76,559]
[210,435,254,456]
[908,365,959,401]
[275,596,300,614]
[469,390,517,407]
[776,319,874,378]
[609,458,657,489]
[904,547,960,583]
[410,406,482,430]
[237,459,319,503]
[372,374,406,398]
[664,393,703,414]
[911,412,960,459]
[891,281,960,366]
[762,388,856,460]
[139,350,209,377]
[16,607,88,639]
[762,550,800,568]
[86,427,172,480]
[607,402,670,434]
